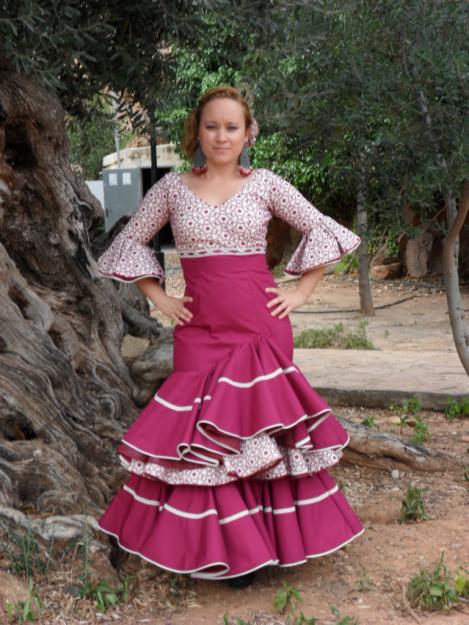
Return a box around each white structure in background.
[85,180,105,211]
[99,143,183,231]
[102,143,181,171]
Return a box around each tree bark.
[0,71,165,514]
[442,182,469,374]
[406,55,468,374]
[357,154,375,315]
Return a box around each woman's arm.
[266,265,326,319]
[136,277,193,326]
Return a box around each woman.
[96,85,364,588]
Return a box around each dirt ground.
[23,405,469,625]
[3,274,469,625]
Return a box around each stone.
[370,262,402,280]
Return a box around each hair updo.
[181,85,259,160]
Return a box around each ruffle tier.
[116,334,350,486]
[97,470,364,580]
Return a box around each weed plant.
[78,575,132,613]
[330,606,359,625]
[445,397,469,420]
[411,416,430,444]
[399,485,429,523]
[2,522,52,579]
[334,253,359,275]
[360,415,378,429]
[294,320,374,350]
[392,397,422,416]
[406,552,468,611]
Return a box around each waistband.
[179,252,270,278]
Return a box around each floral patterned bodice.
[96,168,360,283]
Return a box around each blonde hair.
[181,85,259,159]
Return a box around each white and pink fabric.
[96,169,364,580]
[96,168,361,284]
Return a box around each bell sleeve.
[267,171,361,275]
[96,174,171,284]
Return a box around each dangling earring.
[192,139,207,174]
[238,141,252,176]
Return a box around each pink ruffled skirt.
[97,253,364,579]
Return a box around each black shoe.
[225,572,256,588]
[108,535,129,570]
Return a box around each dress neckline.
[174,169,259,208]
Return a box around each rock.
[121,335,150,359]
[391,469,400,479]
[0,506,102,554]
[34,513,99,543]
[405,231,433,277]
[371,244,388,267]
[371,262,402,280]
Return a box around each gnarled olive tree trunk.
[0,71,168,515]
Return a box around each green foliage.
[398,397,422,416]
[385,233,400,257]
[294,320,375,350]
[78,573,132,613]
[272,582,319,625]
[243,0,468,236]
[412,416,431,445]
[330,606,359,625]
[454,568,469,598]
[444,397,469,420]
[1,1,214,122]
[392,397,423,436]
[334,252,359,275]
[273,580,302,614]
[5,578,43,623]
[66,95,133,180]
[399,485,429,523]
[406,552,466,612]
[360,415,378,429]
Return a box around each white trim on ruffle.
[121,483,340,521]
[218,365,298,388]
[153,365,299,410]
[96,523,365,580]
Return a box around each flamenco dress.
[95,168,364,580]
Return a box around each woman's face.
[198,98,249,168]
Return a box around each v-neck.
[175,169,259,208]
